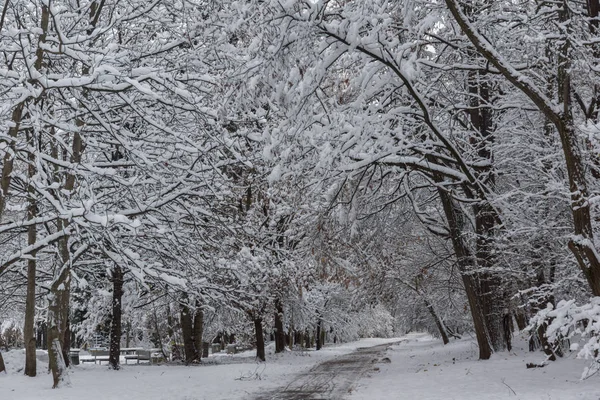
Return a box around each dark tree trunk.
[193,307,204,361]
[274,299,286,353]
[23,126,38,377]
[108,265,124,370]
[316,319,322,350]
[424,298,450,345]
[23,233,37,376]
[180,302,197,364]
[62,317,71,368]
[467,65,506,353]
[0,351,5,374]
[48,232,72,388]
[253,316,265,361]
[437,187,493,359]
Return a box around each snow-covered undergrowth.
[0,338,399,400]
[1,348,49,375]
[529,297,600,379]
[350,333,600,400]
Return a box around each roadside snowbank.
[350,332,600,400]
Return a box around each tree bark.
[254,316,265,361]
[437,187,493,359]
[24,135,37,377]
[466,57,506,353]
[48,230,72,387]
[62,317,71,369]
[180,302,197,364]
[274,299,286,353]
[193,307,204,360]
[108,265,124,370]
[316,318,322,350]
[0,350,5,374]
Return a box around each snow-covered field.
[0,338,399,400]
[3,334,600,400]
[351,333,600,400]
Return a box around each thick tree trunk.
[254,316,265,362]
[62,317,71,369]
[438,187,493,359]
[48,336,70,388]
[108,265,124,370]
[467,63,507,353]
[47,267,71,387]
[48,222,72,388]
[180,302,197,364]
[193,307,204,360]
[274,299,286,353]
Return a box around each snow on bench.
[124,349,151,364]
[80,349,110,365]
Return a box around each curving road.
[252,342,398,400]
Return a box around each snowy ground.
[3,334,600,400]
[0,338,399,400]
[350,333,600,400]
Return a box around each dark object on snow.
[526,362,547,369]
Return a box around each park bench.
[80,349,109,364]
[124,349,151,364]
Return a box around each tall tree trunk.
[108,265,124,370]
[193,306,204,360]
[274,299,286,353]
[315,318,322,350]
[254,316,265,362]
[47,254,71,388]
[467,62,506,352]
[24,137,37,377]
[180,302,197,364]
[437,187,493,359]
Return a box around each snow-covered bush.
[0,320,23,349]
[529,297,600,379]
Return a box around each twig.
[501,378,516,395]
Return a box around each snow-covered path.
[254,342,396,400]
